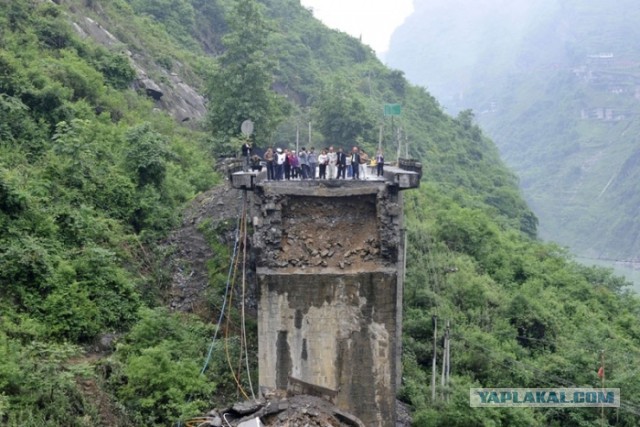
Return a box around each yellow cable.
[224,193,250,400]
[236,195,246,387]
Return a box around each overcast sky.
[299,0,414,58]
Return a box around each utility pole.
[391,116,396,163]
[601,350,605,427]
[405,132,410,158]
[307,106,312,148]
[431,315,437,403]
[396,127,402,164]
[403,229,408,285]
[446,320,451,386]
[441,320,450,401]
[383,103,401,162]
[440,325,446,392]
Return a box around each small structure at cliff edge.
[232,166,419,427]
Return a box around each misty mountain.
[387,0,640,262]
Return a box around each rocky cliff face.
[70,10,207,124]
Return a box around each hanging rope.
[224,191,250,400]
[199,198,244,376]
[181,194,245,427]
[240,190,256,399]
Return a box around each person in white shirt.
[317,149,328,179]
[359,149,369,180]
[327,146,337,179]
[275,147,286,180]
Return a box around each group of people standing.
[261,146,385,181]
[262,146,313,181]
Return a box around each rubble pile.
[191,395,365,427]
[253,193,399,271]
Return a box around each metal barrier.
[398,158,423,180]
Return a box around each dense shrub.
[108,308,219,425]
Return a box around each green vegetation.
[0,0,216,424]
[105,308,220,425]
[402,184,640,425]
[1,0,640,426]
[207,0,290,150]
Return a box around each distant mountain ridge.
[386,0,640,262]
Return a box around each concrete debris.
[198,395,366,427]
[252,192,397,270]
[238,418,263,427]
[233,400,263,415]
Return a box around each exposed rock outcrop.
[70,13,207,123]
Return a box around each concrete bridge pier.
[233,168,419,426]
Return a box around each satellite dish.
[241,119,254,137]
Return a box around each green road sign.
[384,103,402,116]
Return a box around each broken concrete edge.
[334,410,367,427]
[288,375,339,403]
[238,418,264,427]
[256,267,397,275]
[258,182,388,197]
[230,166,419,191]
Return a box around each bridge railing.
[397,158,423,180]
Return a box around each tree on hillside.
[206,0,288,151]
[315,78,375,147]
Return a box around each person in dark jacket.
[375,149,384,177]
[299,147,310,179]
[350,146,361,180]
[241,141,252,171]
[264,147,274,180]
[308,147,318,179]
[336,147,347,179]
[250,154,262,171]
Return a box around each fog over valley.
[387,0,640,284]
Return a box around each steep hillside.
[387,0,640,263]
[3,1,640,426]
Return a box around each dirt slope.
[165,182,244,314]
